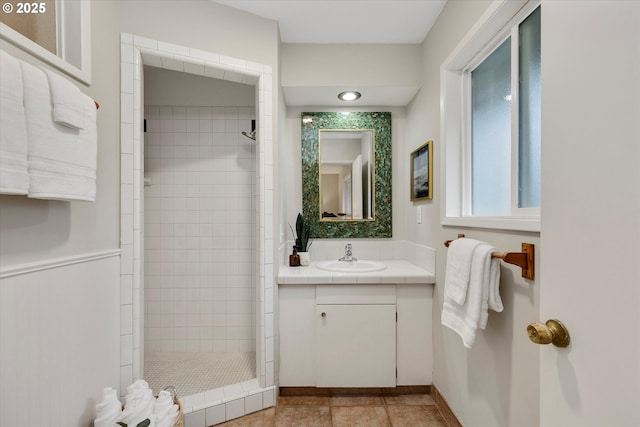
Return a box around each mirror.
[302,112,392,238]
[320,130,374,221]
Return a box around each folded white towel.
[167,404,180,426]
[0,50,29,194]
[126,379,150,397]
[20,61,97,201]
[154,389,180,427]
[120,382,154,427]
[43,69,92,130]
[154,389,173,415]
[94,387,122,427]
[444,238,484,305]
[441,243,502,348]
[155,415,171,427]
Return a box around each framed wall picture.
[410,140,433,201]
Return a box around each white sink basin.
[316,260,387,273]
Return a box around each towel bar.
[444,235,535,280]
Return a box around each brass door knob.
[527,319,570,348]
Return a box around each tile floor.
[217,393,449,426]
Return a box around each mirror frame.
[302,112,392,238]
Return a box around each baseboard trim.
[280,385,431,397]
[433,385,463,427]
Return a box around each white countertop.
[277,260,436,285]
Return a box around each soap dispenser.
[289,246,300,267]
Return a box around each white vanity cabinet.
[279,283,433,388]
[315,284,397,387]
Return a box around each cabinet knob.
[321,312,326,318]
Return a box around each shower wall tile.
[245,392,263,414]
[122,35,274,409]
[205,405,226,426]
[262,388,275,407]
[225,398,246,421]
[144,106,256,354]
[184,409,206,427]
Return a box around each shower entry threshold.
[145,351,277,424]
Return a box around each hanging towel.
[441,243,502,348]
[0,50,29,194]
[43,68,92,130]
[443,238,484,305]
[485,254,503,319]
[20,61,97,201]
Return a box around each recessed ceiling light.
[338,91,361,101]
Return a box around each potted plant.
[291,213,311,265]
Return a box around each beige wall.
[405,1,541,425]
[0,2,123,426]
[0,0,121,266]
[0,2,281,425]
[282,44,421,87]
[118,0,278,68]
[118,0,282,278]
[144,66,255,107]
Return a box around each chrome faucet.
[339,243,357,262]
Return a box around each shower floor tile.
[144,351,256,397]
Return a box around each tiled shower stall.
[120,33,276,425]
[143,105,257,395]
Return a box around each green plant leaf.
[295,213,310,251]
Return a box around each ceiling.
[211,0,448,106]
[212,0,447,44]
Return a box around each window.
[441,1,540,232]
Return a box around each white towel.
[94,387,122,427]
[441,243,503,348]
[120,380,154,427]
[126,379,149,397]
[443,238,484,305]
[43,69,92,130]
[154,389,180,427]
[20,61,97,201]
[154,390,173,414]
[155,415,171,427]
[486,255,503,315]
[0,50,29,194]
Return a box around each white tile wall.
[280,239,436,273]
[144,106,256,354]
[121,34,275,423]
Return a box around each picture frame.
[410,140,433,201]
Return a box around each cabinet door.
[315,304,396,387]
[279,285,316,386]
